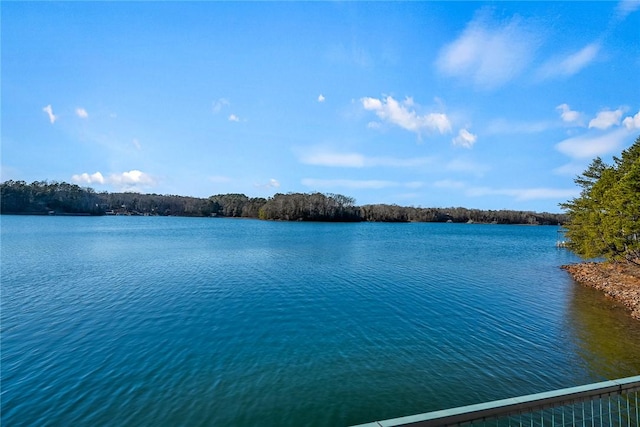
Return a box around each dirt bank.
[562,262,640,320]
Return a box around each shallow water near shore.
[2,216,640,426]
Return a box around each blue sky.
[2,1,639,213]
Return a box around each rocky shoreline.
[562,262,640,320]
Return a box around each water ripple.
[2,218,640,426]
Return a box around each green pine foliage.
[561,135,640,263]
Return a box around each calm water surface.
[2,216,640,426]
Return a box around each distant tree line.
[560,135,640,263]
[258,192,360,221]
[1,179,566,225]
[360,204,563,225]
[0,180,104,215]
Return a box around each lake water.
[2,216,640,426]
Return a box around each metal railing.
[351,375,640,427]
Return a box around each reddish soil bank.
[562,262,640,320]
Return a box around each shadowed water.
[2,216,640,426]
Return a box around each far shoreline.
[562,262,640,320]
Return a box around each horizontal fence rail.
[351,375,640,427]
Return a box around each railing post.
[350,375,640,427]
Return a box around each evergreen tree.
[561,135,640,263]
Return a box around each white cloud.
[588,108,623,130]
[616,0,640,20]
[228,114,240,122]
[318,94,325,103]
[361,95,451,135]
[555,111,640,163]
[132,138,141,150]
[75,108,88,119]
[71,172,105,185]
[73,170,156,191]
[452,129,477,148]
[622,111,640,130]
[212,98,230,114]
[556,104,582,124]
[362,97,383,111]
[109,170,156,188]
[436,11,538,89]
[43,105,57,124]
[254,178,281,190]
[268,178,280,188]
[555,128,629,159]
[538,43,600,79]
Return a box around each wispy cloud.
[302,178,397,190]
[367,121,381,130]
[434,179,577,202]
[452,129,477,148]
[361,95,451,136]
[318,94,325,103]
[300,151,365,168]
[368,156,433,168]
[43,104,57,124]
[297,148,433,168]
[537,43,600,80]
[436,10,538,89]
[446,158,490,176]
[555,127,629,159]
[213,98,243,122]
[466,186,578,201]
[75,107,89,119]
[301,178,418,190]
[553,162,587,177]
[433,175,578,202]
[588,108,624,130]
[484,118,554,135]
[615,0,640,20]
[212,98,230,114]
[433,179,466,189]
